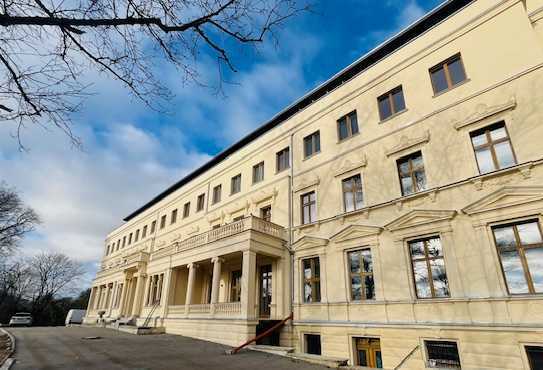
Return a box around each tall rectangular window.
[409,237,449,299]
[160,215,166,229]
[183,202,190,218]
[342,175,364,212]
[305,334,322,355]
[135,229,140,242]
[337,111,359,141]
[260,206,272,222]
[212,185,222,204]
[302,257,321,303]
[142,225,147,239]
[150,220,156,234]
[348,249,375,300]
[301,191,317,225]
[470,122,516,174]
[252,162,264,184]
[378,85,406,121]
[303,131,321,158]
[425,341,461,368]
[430,53,467,94]
[231,174,241,194]
[122,236,126,248]
[397,151,426,196]
[196,194,205,212]
[230,270,242,302]
[116,239,120,251]
[128,233,132,245]
[492,220,543,294]
[276,147,290,172]
[171,209,177,224]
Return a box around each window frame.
[408,236,450,299]
[276,147,290,173]
[342,174,364,212]
[303,130,321,159]
[429,53,467,95]
[160,215,166,229]
[347,248,375,301]
[337,110,359,142]
[135,229,140,242]
[260,205,272,222]
[252,161,265,184]
[491,219,543,295]
[171,209,177,224]
[142,225,147,239]
[150,220,156,234]
[302,257,321,303]
[377,85,406,121]
[396,151,426,196]
[231,174,242,195]
[196,194,205,212]
[469,121,517,175]
[424,339,462,369]
[212,184,222,204]
[301,191,317,225]
[183,202,190,218]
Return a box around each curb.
[0,328,15,370]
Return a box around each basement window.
[305,334,322,355]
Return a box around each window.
[526,346,543,370]
[142,225,147,239]
[492,220,543,294]
[183,202,190,218]
[212,224,221,229]
[253,162,264,184]
[135,229,140,242]
[105,245,110,255]
[378,85,406,121]
[302,257,321,303]
[303,131,321,158]
[233,215,244,222]
[197,194,205,212]
[122,236,126,248]
[425,340,461,368]
[230,270,242,302]
[160,215,166,229]
[276,147,290,172]
[337,111,359,141]
[231,174,241,194]
[305,334,321,355]
[342,175,364,212]
[212,185,222,204]
[116,240,120,251]
[128,233,132,245]
[150,220,156,234]
[301,191,317,225]
[409,237,449,299]
[397,151,426,196]
[171,209,177,224]
[260,206,272,222]
[430,53,467,94]
[348,249,375,300]
[355,338,382,368]
[470,122,516,174]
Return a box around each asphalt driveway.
[6,326,325,370]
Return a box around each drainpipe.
[288,132,295,317]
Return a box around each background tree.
[0,183,40,257]
[0,0,308,148]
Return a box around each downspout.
[288,132,295,317]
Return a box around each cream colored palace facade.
[85,1,543,368]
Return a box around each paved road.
[6,326,324,370]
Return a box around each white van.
[65,309,86,325]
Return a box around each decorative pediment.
[330,224,383,243]
[385,130,430,157]
[385,209,457,232]
[453,97,516,130]
[334,154,367,177]
[251,188,278,205]
[228,200,250,215]
[293,176,320,193]
[291,236,329,252]
[462,186,543,215]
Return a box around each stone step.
[117,326,165,335]
[286,353,348,368]
[247,345,294,356]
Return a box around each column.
[160,268,173,319]
[184,263,198,314]
[241,250,257,319]
[131,274,146,317]
[87,287,97,313]
[119,278,129,316]
[94,286,102,310]
[107,282,117,316]
[211,257,223,304]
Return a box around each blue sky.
[0,0,443,290]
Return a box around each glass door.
[355,338,382,368]
[259,264,272,317]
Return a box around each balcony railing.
[214,302,241,315]
[167,302,242,318]
[152,216,286,260]
[187,304,211,314]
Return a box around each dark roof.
[124,0,474,222]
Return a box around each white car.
[9,312,33,327]
[65,309,86,325]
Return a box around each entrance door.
[355,338,383,368]
[259,264,272,318]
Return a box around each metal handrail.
[142,301,160,328]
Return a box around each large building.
[85,0,543,368]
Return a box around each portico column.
[119,278,129,316]
[185,263,198,314]
[160,268,173,319]
[241,250,257,319]
[131,274,146,317]
[87,287,97,313]
[107,282,116,316]
[210,257,223,314]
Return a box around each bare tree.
[0,183,40,256]
[0,0,308,148]
[0,258,32,307]
[27,252,85,321]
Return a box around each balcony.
[152,216,286,261]
[167,302,242,319]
